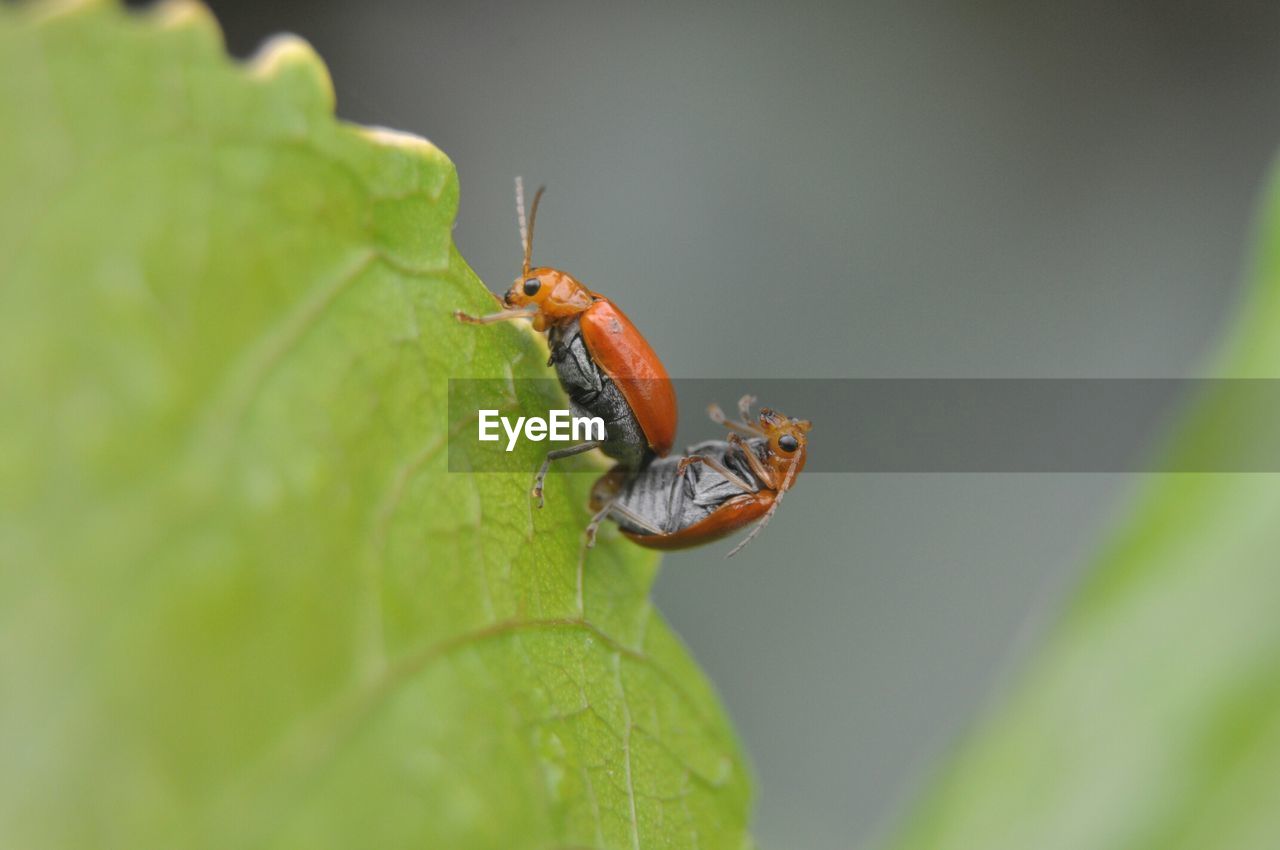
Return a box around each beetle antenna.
[515,176,529,272]
[524,184,546,277]
[725,457,800,558]
[515,177,547,277]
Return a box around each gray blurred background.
[197,1,1280,846]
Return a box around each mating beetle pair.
[590,395,811,557]
[456,179,809,555]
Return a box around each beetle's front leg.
[707,401,765,437]
[727,433,776,490]
[454,306,537,325]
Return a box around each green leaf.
[885,169,1280,843]
[0,2,752,848]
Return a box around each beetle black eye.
[778,434,799,453]
[523,278,541,296]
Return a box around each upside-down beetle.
[588,396,811,557]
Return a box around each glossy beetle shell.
[577,298,677,458]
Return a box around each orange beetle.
[456,179,678,505]
[588,396,811,557]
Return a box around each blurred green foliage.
[0,2,751,848]
[887,172,1280,846]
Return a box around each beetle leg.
[584,497,615,547]
[586,494,664,545]
[728,433,777,490]
[677,454,755,494]
[593,498,664,539]
[531,440,604,507]
[664,461,689,529]
[726,491,784,558]
[726,459,801,558]
[454,306,537,325]
[707,402,765,437]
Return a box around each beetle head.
[718,405,813,558]
[502,178,594,325]
[756,407,812,481]
[503,266,593,321]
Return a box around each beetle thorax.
[534,267,594,319]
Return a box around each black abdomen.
[610,438,770,535]
[548,317,652,470]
